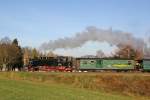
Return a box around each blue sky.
[0,0,150,56]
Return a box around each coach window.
[91,60,95,63]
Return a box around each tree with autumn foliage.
[0,37,23,71]
[114,45,143,59]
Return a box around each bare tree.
[114,45,142,59]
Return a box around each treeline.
[0,37,23,71]
[0,37,56,71]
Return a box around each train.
[27,56,150,72]
[27,56,73,72]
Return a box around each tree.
[22,47,32,66]
[12,38,19,46]
[31,48,39,59]
[12,39,23,71]
[0,37,11,44]
[0,38,23,71]
[114,45,140,59]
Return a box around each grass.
[0,78,144,100]
[0,72,149,100]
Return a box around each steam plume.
[40,26,144,51]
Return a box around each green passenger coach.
[77,58,135,71]
[143,59,150,71]
[79,58,102,69]
[102,59,134,70]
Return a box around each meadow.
[0,72,149,100]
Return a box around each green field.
[0,72,149,100]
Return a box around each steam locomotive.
[27,56,150,72]
[28,56,73,72]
